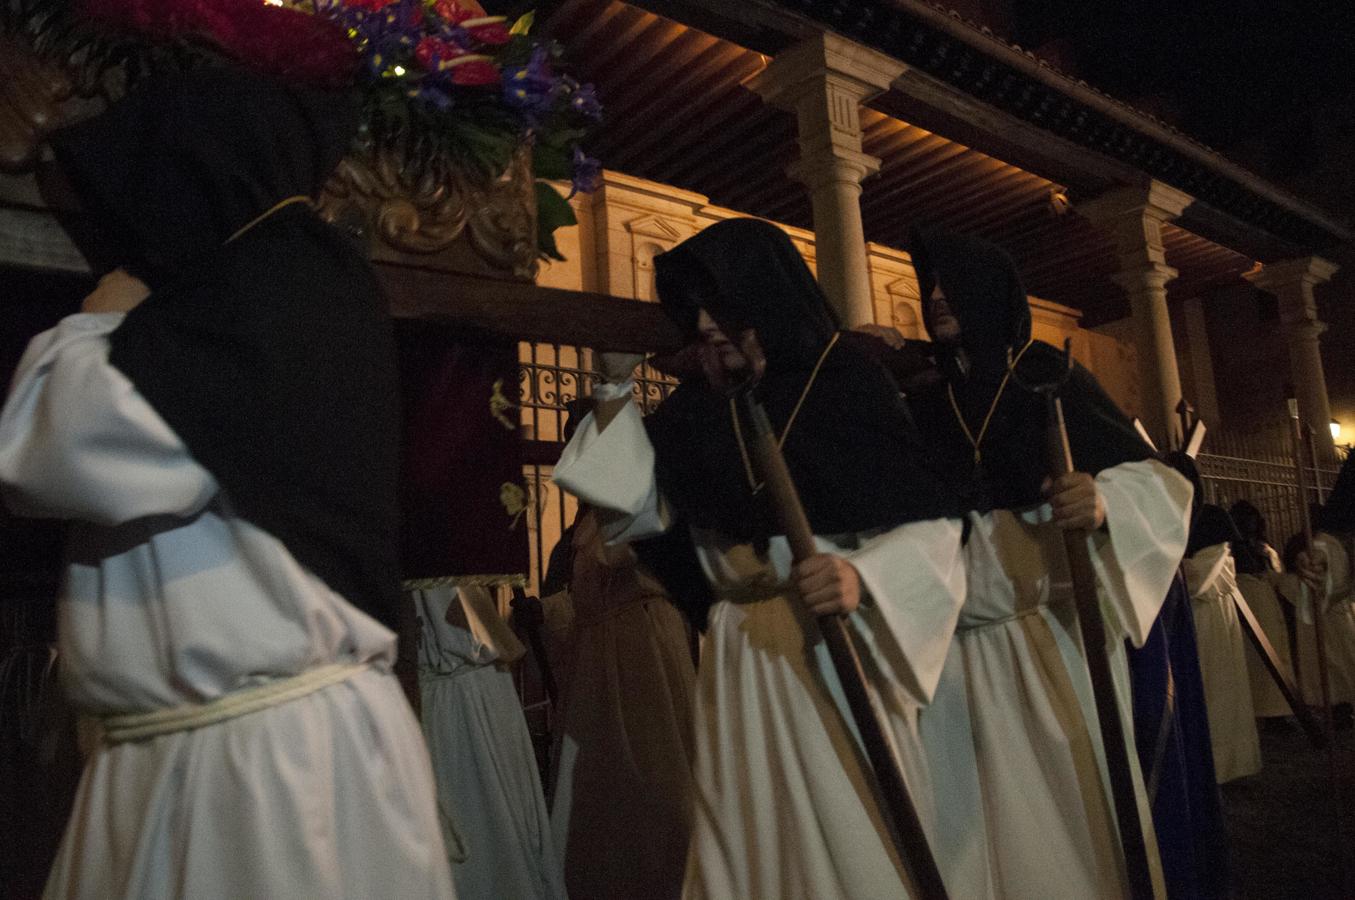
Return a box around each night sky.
[1005,0,1355,221]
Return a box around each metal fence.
[516,342,677,594]
[1196,423,1342,553]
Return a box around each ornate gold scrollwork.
[0,35,75,172]
[316,145,539,280]
[0,36,540,280]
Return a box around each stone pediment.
[623,214,687,243]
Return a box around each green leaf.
[532,142,574,181]
[509,11,535,35]
[535,180,577,261]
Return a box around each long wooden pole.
[1042,393,1158,900]
[734,392,950,900]
[1290,401,1335,741]
[1231,590,1326,747]
[1289,400,1352,895]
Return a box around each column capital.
[1246,255,1339,324]
[745,33,900,329]
[1078,180,1194,271]
[786,148,881,190]
[1247,257,1339,454]
[1244,255,1339,295]
[745,33,907,112]
[1110,262,1179,295]
[1077,180,1194,226]
[1283,317,1329,342]
[747,34,906,163]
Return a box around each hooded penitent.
[1228,499,1272,575]
[48,67,403,627]
[636,219,958,626]
[906,228,1154,512]
[1317,452,1355,534]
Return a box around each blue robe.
[1127,569,1232,898]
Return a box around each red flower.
[449,59,500,86]
[432,0,477,24]
[415,36,467,70]
[79,0,359,88]
[465,20,510,45]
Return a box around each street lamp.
[1332,420,1342,442]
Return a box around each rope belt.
[101,662,371,744]
[957,600,1069,633]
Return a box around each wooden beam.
[377,263,685,353]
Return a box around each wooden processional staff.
[1183,413,1327,748]
[730,384,951,900]
[1288,399,1353,896]
[1017,341,1156,900]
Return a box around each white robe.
[1235,571,1295,719]
[412,586,567,900]
[1277,533,1355,706]
[0,313,454,900]
[1183,544,1262,783]
[553,400,966,900]
[920,460,1190,900]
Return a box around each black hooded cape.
[1227,499,1272,575]
[636,219,958,627]
[1318,452,1355,534]
[905,228,1154,512]
[49,68,402,628]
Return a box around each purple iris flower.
[569,146,602,197]
[503,46,555,117]
[568,83,602,121]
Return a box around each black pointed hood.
[655,217,838,373]
[50,66,356,288]
[904,227,1155,511]
[910,227,1031,371]
[636,219,959,625]
[49,67,402,628]
[1317,453,1355,534]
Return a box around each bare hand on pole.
[794,553,863,617]
[1295,547,1328,597]
[1042,472,1107,531]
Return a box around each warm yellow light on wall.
[1331,420,1342,441]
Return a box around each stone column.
[1245,257,1340,455]
[1079,181,1193,448]
[747,35,905,327]
[1177,296,1221,427]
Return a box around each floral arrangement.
[3,0,602,258]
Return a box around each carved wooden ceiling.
[543,0,1256,325]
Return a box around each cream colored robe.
[554,399,966,900]
[1184,544,1262,783]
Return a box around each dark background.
[950,0,1355,429]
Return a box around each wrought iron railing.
[1197,423,1342,553]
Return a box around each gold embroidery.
[729,332,840,493]
[225,195,314,244]
[946,339,1035,466]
